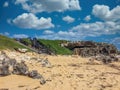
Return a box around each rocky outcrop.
[90,54,119,64]
[63,41,118,57]
[0,51,46,85]
[16,38,53,54]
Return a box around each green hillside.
[0,35,27,50]
[0,35,72,55]
[38,39,72,55]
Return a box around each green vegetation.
[0,35,27,50]
[0,35,72,55]
[38,39,72,55]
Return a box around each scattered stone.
[89,55,119,64]
[28,70,46,85]
[28,70,41,79]
[41,58,52,68]
[0,51,46,85]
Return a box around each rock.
[13,61,29,75]
[28,70,46,85]
[28,70,41,79]
[0,64,10,76]
[41,58,52,68]
[63,41,118,57]
[0,51,46,85]
[9,59,17,66]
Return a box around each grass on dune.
[0,35,27,50]
[38,39,72,55]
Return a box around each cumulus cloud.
[84,15,91,22]
[3,1,9,7]
[38,20,120,40]
[13,34,28,38]
[63,15,75,23]
[15,0,81,13]
[43,30,54,35]
[92,4,120,21]
[12,13,54,29]
[0,32,10,36]
[71,21,120,37]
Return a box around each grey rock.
[41,58,52,68]
[13,61,28,75]
[0,64,9,76]
[63,41,118,57]
[28,70,46,85]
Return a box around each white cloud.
[71,21,120,37]
[84,15,91,22]
[63,15,75,23]
[4,32,10,36]
[92,4,120,21]
[38,20,120,40]
[12,13,54,29]
[43,30,54,35]
[0,32,10,36]
[13,34,28,38]
[15,0,81,13]
[3,1,9,7]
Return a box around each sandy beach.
[0,51,120,90]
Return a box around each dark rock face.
[64,41,118,57]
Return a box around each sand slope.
[0,51,120,90]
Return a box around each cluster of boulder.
[63,41,119,57]
[0,51,46,85]
[62,41,120,64]
[90,54,119,64]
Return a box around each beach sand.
[0,51,120,90]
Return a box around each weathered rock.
[0,64,9,76]
[91,55,119,64]
[41,58,52,68]
[28,70,41,79]
[0,51,46,85]
[28,70,46,85]
[8,59,17,66]
[63,41,118,57]
[12,61,29,75]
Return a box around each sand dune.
[0,51,120,90]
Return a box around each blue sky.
[0,0,120,49]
